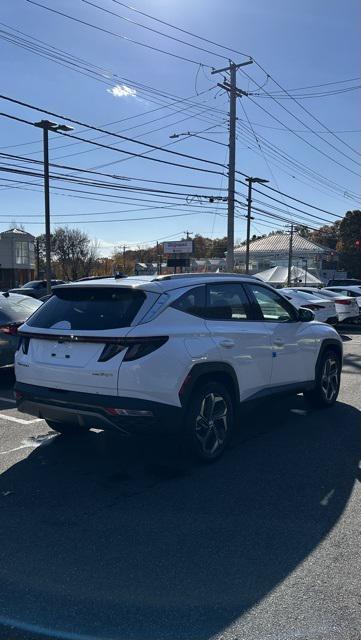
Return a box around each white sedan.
[290,287,359,323]
[281,289,338,324]
[324,286,361,314]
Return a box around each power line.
[253,85,361,99]
[0,94,227,168]
[25,0,211,67]
[252,61,361,159]
[236,119,360,202]
[0,86,217,153]
[50,112,227,165]
[110,0,251,58]
[0,114,346,223]
[241,69,361,168]
[0,150,229,192]
[244,94,361,179]
[255,183,343,218]
[80,0,229,61]
[237,119,361,134]
[260,77,361,92]
[238,99,293,218]
[0,110,226,176]
[0,22,229,118]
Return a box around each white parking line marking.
[0,443,35,455]
[0,434,56,455]
[0,396,16,404]
[0,414,43,425]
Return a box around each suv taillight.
[0,323,21,336]
[18,336,30,354]
[336,299,351,305]
[98,343,126,362]
[98,336,169,362]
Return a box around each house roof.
[0,228,35,239]
[234,233,330,256]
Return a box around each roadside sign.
[163,240,193,254]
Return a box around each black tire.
[185,381,234,462]
[45,420,91,436]
[304,349,341,408]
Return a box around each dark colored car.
[0,293,42,367]
[9,279,66,299]
[327,278,361,287]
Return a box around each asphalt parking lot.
[0,333,360,640]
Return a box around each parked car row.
[284,286,361,324]
[0,278,359,372]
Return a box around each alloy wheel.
[321,357,339,403]
[195,392,228,456]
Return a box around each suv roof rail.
[152,273,260,281]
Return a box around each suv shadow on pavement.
[0,395,360,640]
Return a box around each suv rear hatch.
[16,285,152,395]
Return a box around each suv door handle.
[273,338,285,346]
[219,339,235,348]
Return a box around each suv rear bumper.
[14,382,183,436]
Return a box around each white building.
[234,233,337,282]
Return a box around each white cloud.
[107,84,137,98]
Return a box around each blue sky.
[0,0,360,255]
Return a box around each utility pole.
[35,237,40,279]
[287,223,294,286]
[211,59,253,272]
[122,245,126,272]
[245,176,269,274]
[156,241,162,275]
[42,125,51,293]
[34,120,73,293]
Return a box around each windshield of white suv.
[26,287,146,330]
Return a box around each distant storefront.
[0,228,35,289]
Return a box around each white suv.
[15,274,343,461]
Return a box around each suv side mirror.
[298,307,315,322]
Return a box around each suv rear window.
[27,287,146,330]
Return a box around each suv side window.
[206,283,252,321]
[247,283,297,322]
[171,286,206,317]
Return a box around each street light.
[34,120,74,293]
[245,177,269,274]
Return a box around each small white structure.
[234,232,335,280]
[255,265,322,286]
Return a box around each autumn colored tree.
[337,210,361,278]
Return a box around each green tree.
[337,210,361,278]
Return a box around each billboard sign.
[163,240,193,255]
